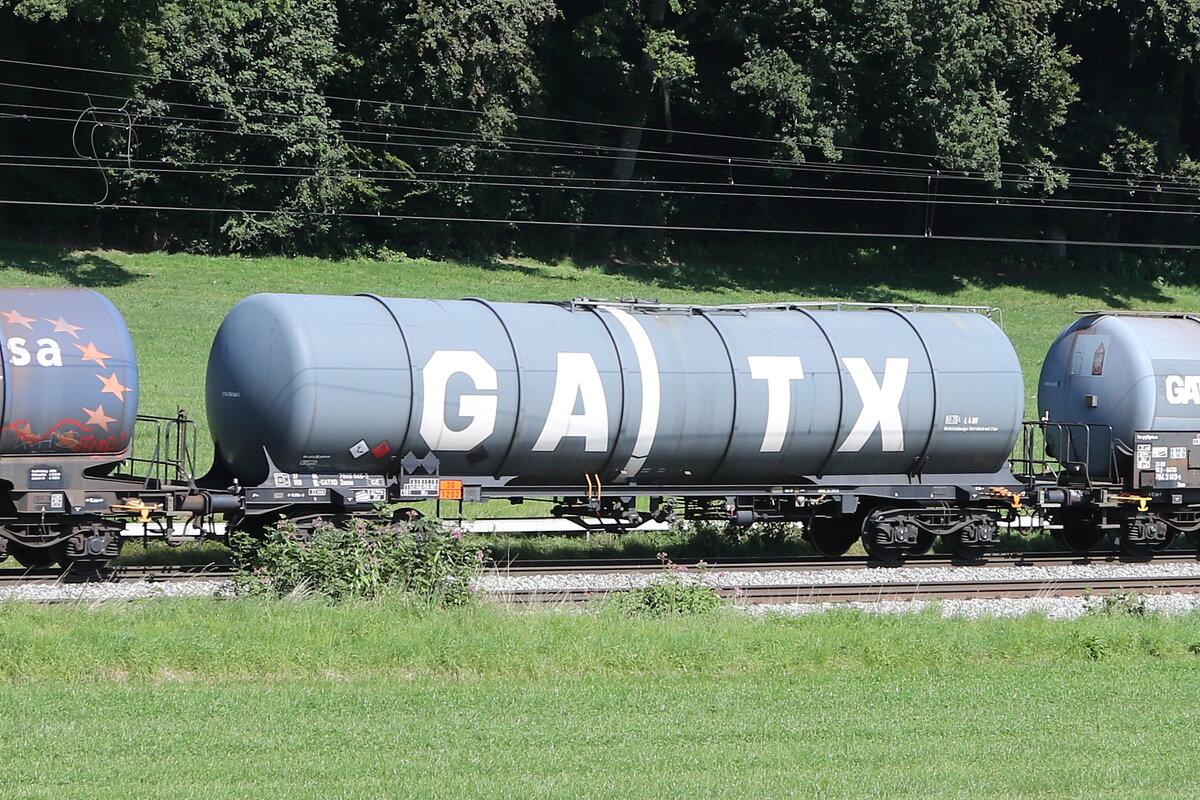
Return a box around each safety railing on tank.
[562,298,1003,326]
[1075,310,1200,320]
[120,412,199,490]
[1013,420,1121,489]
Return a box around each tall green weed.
[231,516,484,604]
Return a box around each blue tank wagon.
[0,288,227,567]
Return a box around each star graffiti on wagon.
[45,316,83,338]
[82,404,117,431]
[0,309,35,329]
[75,341,112,368]
[96,372,131,402]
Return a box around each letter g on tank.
[1165,375,1200,405]
[419,350,498,451]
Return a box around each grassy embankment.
[3,600,1200,799]
[2,604,1200,796]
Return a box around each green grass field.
[3,600,1200,799]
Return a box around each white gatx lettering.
[533,352,609,452]
[1164,375,1200,404]
[837,357,909,452]
[748,355,805,453]
[606,309,660,477]
[419,350,498,451]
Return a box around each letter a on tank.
[532,352,610,452]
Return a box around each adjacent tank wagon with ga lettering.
[1028,311,1200,558]
[204,295,1025,562]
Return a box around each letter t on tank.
[748,356,805,453]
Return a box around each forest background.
[1,0,1199,273]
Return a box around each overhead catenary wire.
[0,96,1032,188]
[4,154,1199,218]
[3,61,1198,250]
[4,55,1196,184]
[3,98,1196,201]
[7,85,1198,195]
[0,197,1196,251]
[11,78,1180,194]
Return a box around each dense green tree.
[727,0,1077,179]
[1,0,1200,256]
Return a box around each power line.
[5,155,1199,218]
[0,197,1195,250]
[6,99,1197,202]
[5,57,1199,186]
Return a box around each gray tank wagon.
[1032,312,1200,557]
[205,294,1026,561]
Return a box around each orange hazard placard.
[439,480,463,500]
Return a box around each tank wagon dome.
[0,287,137,458]
[1039,311,1200,476]
[206,294,1024,488]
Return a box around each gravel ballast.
[478,559,1200,592]
[0,580,233,603]
[6,560,1200,619]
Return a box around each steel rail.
[488,574,1200,605]
[2,550,1198,586]
[484,551,1200,575]
[0,564,235,585]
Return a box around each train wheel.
[8,543,61,569]
[1053,509,1105,554]
[1154,532,1177,552]
[862,533,907,565]
[59,524,123,573]
[1187,531,1200,551]
[1118,537,1154,561]
[943,531,992,563]
[1118,518,1167,562]
[862,520,931,565]
[946,517,1001,562]
[806,516,862,557]
[1057,528,1105,554]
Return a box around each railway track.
[0,564,235,585]
[484,550,1200,575]
[1,550,1198,583]
[4,552,1200,612]
[489,573,1200,605]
